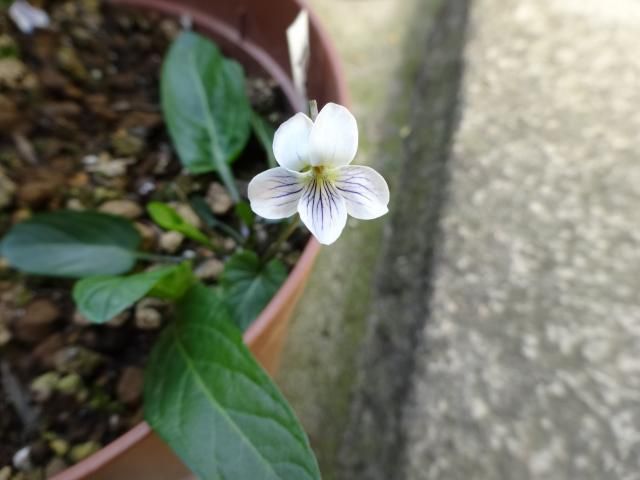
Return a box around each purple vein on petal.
[269,187,304,200]
[268,181,300,188]
[336,179,378,197]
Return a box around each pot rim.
[48,0,348,478]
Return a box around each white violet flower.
[248,103,389,245]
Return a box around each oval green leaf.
[147,201,211,246]
[161,31,250,182]
[144,283,321,480]
[73,263,193,324]
[1,211,140,278]
[220,251,287,330]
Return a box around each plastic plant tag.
[286,9,310,101]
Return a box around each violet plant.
[0,29,389,479]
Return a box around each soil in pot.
[0,1,308,477]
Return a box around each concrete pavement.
[279,0,640,479]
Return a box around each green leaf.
[220,251,287,330]
[250,111,277,168]
[144,283,321,480]
[161,31,250,202]
[1,211,140,278]
[73,263,193,324]
[147,202,211,246]
[148,262,194,300]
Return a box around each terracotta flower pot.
[47,0,348,479]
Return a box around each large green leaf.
[161,31,250,201]
[144,284,321,480]
[147,201,211,247]
[1,211,140,278]
[220,251,287,330]
[73,263,193,324]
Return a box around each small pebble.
[52,346,103,376]
[68,171,89,188]
[98,199,142,219]
[116,366,144,405]
[65,198,85,211]
[0,323,11,346]
[137,179,155,195]
[17,172,63,207]
[183,249,197,259]
[171,202,201,228]
[30,372,60,402]
[0,58,28,89]
[12,447,31,472]
[69,442,101,463]
[134,308,162,330]
[159,231,184,253]
[194,258,224,281]
[56,46,87,81]
[33,333,65,367]
[56,373,82,395]
[108,414,121,431]
[110,129,144,157]
[0,169,15,209]
[84,153,130,178]
[206,182,233,214]
[72,310,90,326]
[134,298,164,330]
[0,466,11,480]
[44,458,67,477]
[134,222,157,250]
[48,438,69,457]
[105,311,129,328]
[12,208,31,223]
[223,237,237,251]
[14,299,60,343]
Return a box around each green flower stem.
[261,216,301,264]
[190,196,245,245]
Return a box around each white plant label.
[286,9,310,102]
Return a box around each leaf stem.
[136,252,186,264]
[190,196,245,245]
[261,216,301,264]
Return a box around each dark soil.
[0,1,305,477]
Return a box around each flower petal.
[248,167,308,219]
[272,112,313,171]
[334,166,389,219]
[298,176,348,245]
[309,103,358,167]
